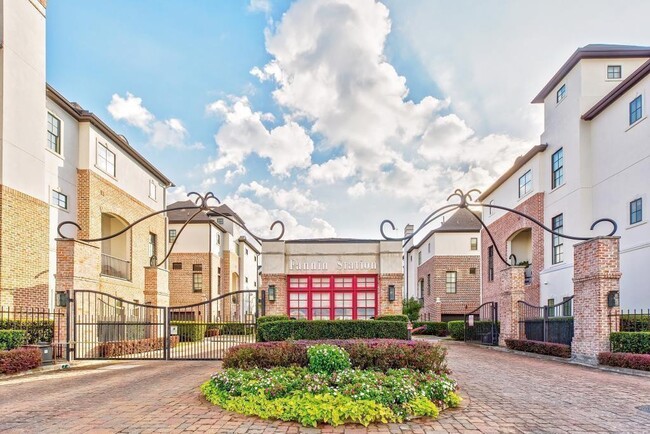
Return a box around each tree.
[402,297,422,322]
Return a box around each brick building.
[0,0,173,309]
[261,239,403,320]
[480,44,650,309]
[404,209,482,322]
[167,201,260,320]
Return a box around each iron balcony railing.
[101,253,131,281]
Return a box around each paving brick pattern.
[1,341,649,433]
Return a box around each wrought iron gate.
[168,290,258,360]
[464,302,499,346]
[72,290,258,360]
[518,296,574,345]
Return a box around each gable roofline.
[582,58,650,120]
[405,209,481,254]
[532,44,650,104]
[46,84,174,187]
[477,144,547,201]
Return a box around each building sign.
[287,257,378,273]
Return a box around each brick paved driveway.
[1,341,649,433]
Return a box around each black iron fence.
[517,296,574,345]
[0,306,67,361]
[608,309,650,334]
[464,302,499,346]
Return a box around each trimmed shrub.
[97,336,179,358]
[505,339,571,358]
[220,323,255,336]
[257,315,289,325]
[0,347,42,374]
[171,321,207,342]
[412,322,447,337]
[375,314,409,322]
[610,332,650,354]
[0,330,27,350]
[223,339,448,373]
[598,352,650,371]
[258,320,408,342]
[447,321,464,340]
[307,344,351,374]
[0,319,54,344]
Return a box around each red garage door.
[287,275,377,320]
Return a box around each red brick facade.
[168,252,219,307]
[417,255,480,321]
[261,273,287,316]
[481,192,544,307]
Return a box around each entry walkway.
[0,341,649,433]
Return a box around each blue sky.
[46,0,650,239]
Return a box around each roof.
[477,144,548,201]
[582,58,650,120]
[532,44,650,104]
[46,84,174,187]
[407,208,481,252]
[167,200,244,227]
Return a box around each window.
[551,148,564,189]
[630,198,643,225]
[428,243,431,253]
[97,143,116,177]
[489,200,494,216]
[245,248,249,255]
[217,267,221,292]
[193,264,202,272]
[356,292,375,320]
[312,277,331,288]
[607,65,622,79]
[556,84,566,103]
[562,297,572,317]
[445,271,457,294]
[149,180,157,200]
[334,277,352,288]
[172,262,182,270]
[547,298,555,318]
[47,112,61,154]
[217,234,221,244]
[427,274,431,295]
[51,190,67,210]
[245,277,248,284]
[148,233,157,261]
[418,279,424,299]
[356,277,375,288]
[334,292,353,320]
[192,272,203,292]
[169,229,177,244]
[518,170,532,198]
[469,267,476,275]
[488,246,494,282]
[630,95,643,125]
[417,251,422,265]
[311,292,330,320]
[470,237,478,251]
[552,214,564,264]
[217,217,224,224]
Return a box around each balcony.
[101,253,131,281]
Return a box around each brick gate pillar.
[498,266,526,346]
[55,239,101,361]
[571,237,621,364]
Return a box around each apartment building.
[0,0,173,309]
[167,201,261,320]
[403,209,482,321]
[480,44,650,309]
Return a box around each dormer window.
[556,84,567,103]
[607,65,622,80]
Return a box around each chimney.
[404,224,414,238]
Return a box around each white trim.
[49,187,69,212]
[95,140,117,179]
[46,111,63,157]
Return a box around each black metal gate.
[72,290,258,360]
[518,296,574,345]
[73,290,167,360]
[168,290,258,360]
[464,302,499,346]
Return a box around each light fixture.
[388,285,395,302]
[268,285,276,302]
[55,291,69,307]
[607,290,620,308]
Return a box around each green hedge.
[0,319,54,344]
[258,320,408,342]
[610,332,650,354]
[447,321,464,340]
[220,323,255,336]
[171,321,207,342]
[413,322,447,337]
[0,330,27,350]
[257,315,290,325]
[375,315,409,322]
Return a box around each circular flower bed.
[201,343,461,427]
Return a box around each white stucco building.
[480,44,650,309]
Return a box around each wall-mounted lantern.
[55,291,69,307]
[388,285,395,302]
[607,290,620,308]
[268,284,276,302]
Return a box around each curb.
[0,359,126,382]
